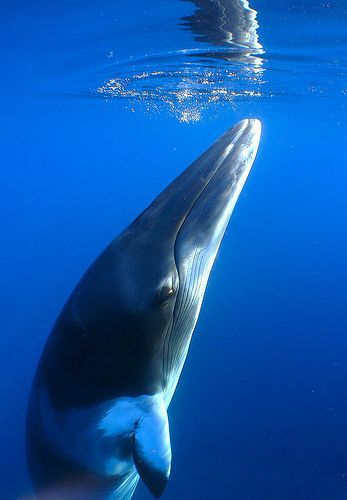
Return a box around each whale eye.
[156,284,176,308]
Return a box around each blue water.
[1,0,347,498]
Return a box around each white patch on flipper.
[37,387,170,499]
[133,394,171,497]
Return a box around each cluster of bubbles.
[95,49,265,122]
[95,0,265,122]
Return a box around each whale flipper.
[133,394,171,498]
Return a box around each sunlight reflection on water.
[95,0,265,122]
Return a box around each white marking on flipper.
[133,394,171,497]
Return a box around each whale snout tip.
[235,118,261,150]
[247,118,262,139]
[230,118,261,145]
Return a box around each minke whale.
[26,118,261,499]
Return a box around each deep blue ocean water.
[1,0,347,498]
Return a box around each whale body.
[26,119,261,498]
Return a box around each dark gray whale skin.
[26,119,261,499]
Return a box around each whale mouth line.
[171,117,258,274]
[161,118,260,401]
[172,118,251,253]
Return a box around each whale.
[26,118,261,499]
